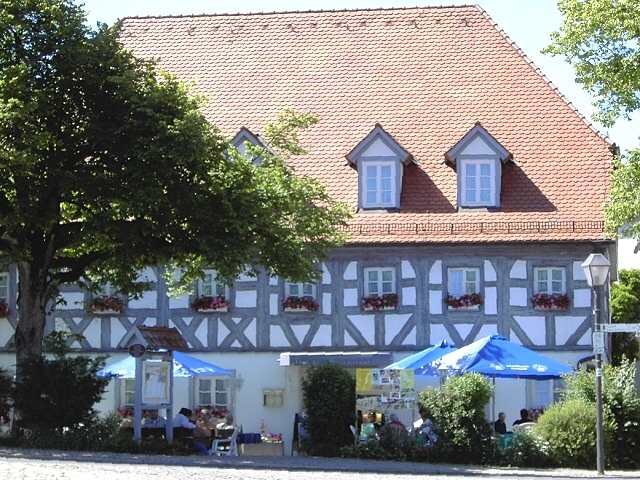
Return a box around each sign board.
[602,323,640,334]
[128,343,146,358]
[592,331,605,354]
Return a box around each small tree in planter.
[191,295,230,312]
[361,293,398,311]
[282,296,319,312]
[531,293,570,311]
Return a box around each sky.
[80,0,638,151]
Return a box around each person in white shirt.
[142,410,166,429]
[173,408,196,429]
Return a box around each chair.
[210,428,238,456]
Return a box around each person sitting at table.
[413,407,438,447]
[174,408,196,429]
[359,411,378,442]
[494,412,507,435]
[513,408,531,426]
[215,414,236,439]
[142,409,166,429]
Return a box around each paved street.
[1,449,639,480]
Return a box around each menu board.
[356,368,416,408]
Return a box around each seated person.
[142,410,166,429]
[494,412,507,434]
[513,408,531,426]
[215,414,236,439]
[174,408,196,429]
[412,407,438,447]
[359,411,378,442]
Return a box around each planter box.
[91,309,122,315]
[447,305,480,311]
[284,307,316,313]
[534,306,567,312]
[196,307,229,313]
[362,305,396,312]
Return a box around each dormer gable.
[445,123,512,209]
[346,124,413,210]
[231,127,268,164]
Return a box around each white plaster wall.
[573,289,591,308]
[510,260,527,279]
[401,260,416,279]
[235,290,257,308]
[555,316,588,346]
[401,286,416,306]
[430,324,453,345]
[0,319,13,346]
[310,325,332,347]
[321,263,332,284]
[169,295,189,309]
[384,313,412,345]
[509,287,528,306]
[269,325,289,348]
[83,318,102,348]
[429,261,442,284]
[347,314,375,345]
[269,294,279,316]
[572,261,587,281]
[128,291,157,309]
[429,290,443,314]
[343,288,358,307]
[360,137,396,157]
[58,292,84,310]
[484,286,497,315]
[618,238,640,269]
[512,316,546,345]
[461,135,494,155]
[343,262,358,280]
[322,293,332,315]
[484,260,497,282]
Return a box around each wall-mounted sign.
[142,360,170,405]
[128,343,146,358]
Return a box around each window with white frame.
[364,267,396,296]
[0,272,8,302]
[199,270,227,298]
[197,378,229,409]
[447,268,480,297]
[534,267,566,294]
[460,159,495,206]
[285,282,316,298]
[362,161,396,208]
[96,282,118,297]
[123,378,135,406]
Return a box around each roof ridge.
[474,5,613,148]
[120,4,478,21]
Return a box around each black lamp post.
[581,253,610,476]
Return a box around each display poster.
[142,360,170,405]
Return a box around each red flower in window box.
[117,407,133,418]
[89,295,125,314]
[0,300,8,317]
[361,293,398,311]
[191,295,230,312]
[282,296,319,312]
[531,293,569,311]
[445,293,483,310]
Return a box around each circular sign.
[128,343,146,358]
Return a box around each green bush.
[562,359,640,468]
[301,364,355,456]
[339,441,396,460]
[13,332,111,432]
[418,373,495,464]
[610,269,640,364]
[378,422,411,455]
[0,368,11,420]
[535,398,614,468]
[498,430,554,468]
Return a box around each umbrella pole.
[491,376,496,422]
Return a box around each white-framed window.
[285,282,316,298]
[199,270,228,298]
[197,378,229,409]
[364,267,396,296]
[263,389,285,408]
[0,272,8,302]
[96,282,118,297]
[123,378,135,406]
[447,268,480,297]
[460,159,495,206]
[362,161,396,208]
[534,267,566,294]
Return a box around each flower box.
[89,296,125,315]
[282,296,319,312]
[191,295,230,313]
[531,293,569,311]
[445,293,483,310]
[361,293,398,311]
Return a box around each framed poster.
[142,360,170,405]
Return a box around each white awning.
[278,351,393,368]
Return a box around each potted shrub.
[361,293,398,311]
[282,295,319,312]
[88,295,125,315]
[0,300,8,318]
[531,293,570,311]
[191,295,230,313]
[446,293,483,310]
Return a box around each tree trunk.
[14,262,48,377]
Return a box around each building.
[0,6,614,448]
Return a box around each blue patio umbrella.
[384,339,457,376]
[435,335,572,380]
[97,351,233,378]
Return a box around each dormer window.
[445,123,512,209]
[346,124,413,211]
[231,127,268,165]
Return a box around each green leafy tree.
[0,1,349,371]
[610,269,640,363]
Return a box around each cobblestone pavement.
[0,448,638,480]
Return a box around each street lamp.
[581,253,610,476]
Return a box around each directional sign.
[592,331,605,354]
[602,323,640,334]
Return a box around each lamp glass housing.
[581,253,611,287]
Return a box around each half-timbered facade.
[0,5,614,449]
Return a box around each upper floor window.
[445,123,511,209]
[96,282,118,297]
[346,124,413,211]
[364,267,396,296]
[534,267,566,294]
[0,272,8,302]
[197,378,229,409]
[230,127,267,165]
[285,282,316,299]
[199,270,227,298]
[448,268,480,296]
[363,161,396,208]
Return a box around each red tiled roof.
[120,6,613,244]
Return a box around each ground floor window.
[197,378,229,409]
